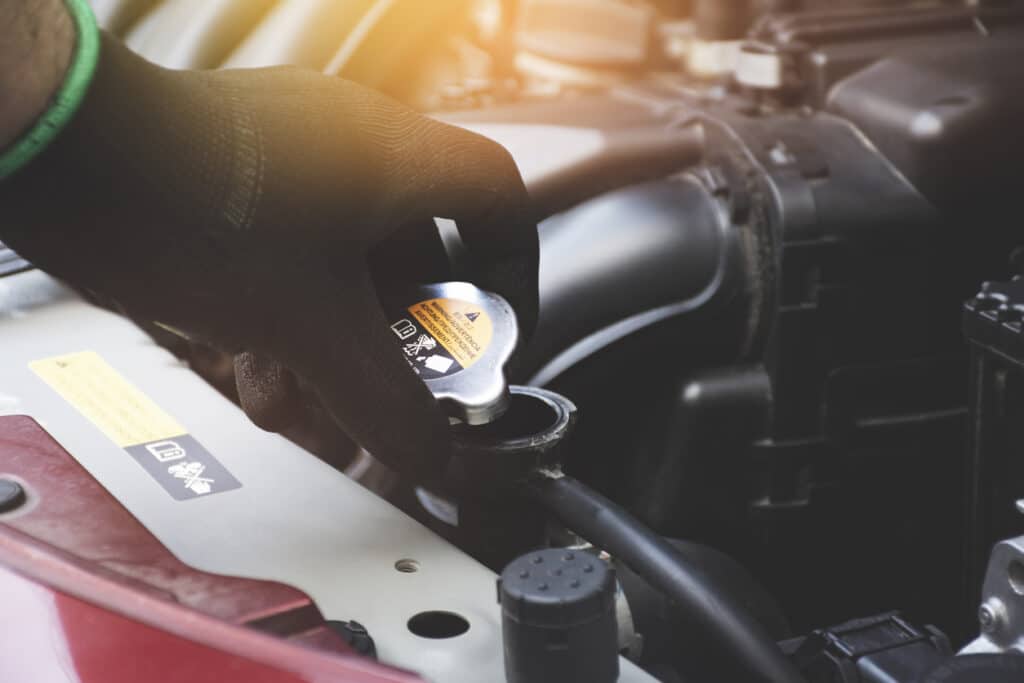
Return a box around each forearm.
[0,0,75,150]
[0,31,272,336]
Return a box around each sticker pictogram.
[30,351,241,501]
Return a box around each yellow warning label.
[30,351,187,448]
[409,298,493,368]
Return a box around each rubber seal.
[0,0,100,180]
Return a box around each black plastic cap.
[499,549,619,683]
[500,549,615,626]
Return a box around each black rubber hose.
[527,125,706,222]
[442,103,705,223]
[525,473,806,683]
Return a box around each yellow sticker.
[408,298,493,369]
[30,351,187,448]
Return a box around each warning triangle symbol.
[466,312,480,323]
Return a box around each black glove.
[0,34,538,476]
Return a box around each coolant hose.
[451,117,707,224]
[525,472,806,683]
[526,124,706,222]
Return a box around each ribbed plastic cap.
[499,549,615,627]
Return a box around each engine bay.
[4,1,1024,681]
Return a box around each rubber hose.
[525,473,806,683]
[526,124,706,222]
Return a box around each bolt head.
[979,599,1007,635]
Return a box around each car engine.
[4,1,1024,681]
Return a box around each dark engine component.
[527,473,805,682]
[783,613,951,683]
[614,537,791,682]
[395,2,1024,680]
[963,278,1024,632]
[439,1,1024,648]
[426,385,577,568]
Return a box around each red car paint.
[0,415,422,683]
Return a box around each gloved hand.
[0,34,538,476]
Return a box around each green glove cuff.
[0,0,100,180]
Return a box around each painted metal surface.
[0,412,418,682]
[0,414,349,644]
[0,564,417,683]
[0,269,655,682]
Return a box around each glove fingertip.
[234,352,303,433]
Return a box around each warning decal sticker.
[30,351,241,501]
[390,298,493,380]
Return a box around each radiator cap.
[386,282,517,425]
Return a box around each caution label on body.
[30,351,241,501]
[390,298,493,380]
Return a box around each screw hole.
[1008,560,1024,595]
[407,611,470,639]
[394,559,420,573]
